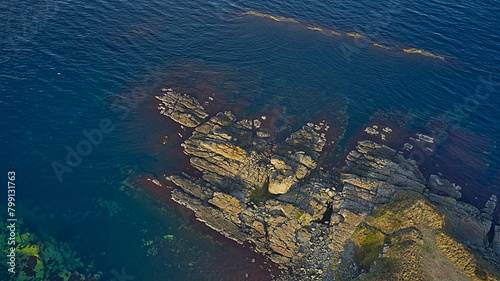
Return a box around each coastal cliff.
[156,88,500,280]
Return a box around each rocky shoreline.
[156,88,500,280]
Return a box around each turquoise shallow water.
[0,0,499,280]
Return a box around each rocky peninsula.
[156,88,500,280]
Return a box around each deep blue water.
[1,0,499,280]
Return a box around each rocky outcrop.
[156,90,500,280]
[492,224,500,255]
[329,141,500,280]
[156,88,209,127]
[426,175,496,249]
[164,104,330,267]
[329,141,426,253]
[427,174,462,199]
[178,110,324,199]
[353,192,500,281]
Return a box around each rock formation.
[156,89,500,280]
[167,107,330,266]
[156,88,209,127]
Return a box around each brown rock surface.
[156,88,209,127]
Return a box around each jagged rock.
[403,142,414,151]
[156,88,208,127]
[253,119,262,128]
[339,141,425,207]
[364,126,379,135]
[209,192,244,223]
[169,173,214,201]
[492,225,500,255]
[428,193,457,209]
[286,126,326,152]
[428,174,462,199]
[256,131,270,138]
[416,133,434,143]
[482,194,497,216]
[268,154,310,194]
[267,217,300,259]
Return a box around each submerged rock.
[0,221,100,281]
